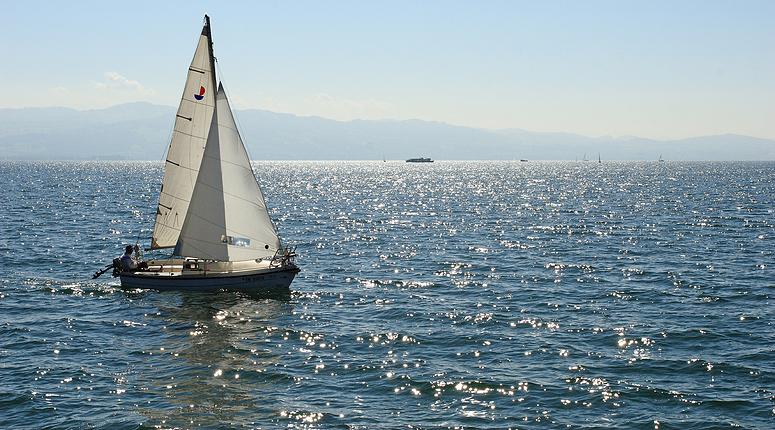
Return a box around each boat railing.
[270,246,297,267]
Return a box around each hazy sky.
[5,1,775,139]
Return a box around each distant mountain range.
[1,102,773,160]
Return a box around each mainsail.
[151,17,217,249]
[173,84,281,261]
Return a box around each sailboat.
[117,15,299,291]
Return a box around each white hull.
[119,260,299,292]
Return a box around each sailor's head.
[125,245,133,255]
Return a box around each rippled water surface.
[1,161,773,429]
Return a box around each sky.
[4,0,775,140]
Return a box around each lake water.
[0,161,773,429]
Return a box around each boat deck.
[124,258,286,278]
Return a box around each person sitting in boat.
[120,245,148,271]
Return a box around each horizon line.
[2,102,774,143]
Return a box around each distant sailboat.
[111,16,299,291]
[598,153,601,164]
[659,154,665,162]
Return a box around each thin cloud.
[50,86,69,95]
[94,71,154,95]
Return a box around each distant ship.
[520,159,528,162]
[406,157,434,163]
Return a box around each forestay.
[173,84,281,261]
[151,21,216,249]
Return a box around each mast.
[203,15,217,90]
